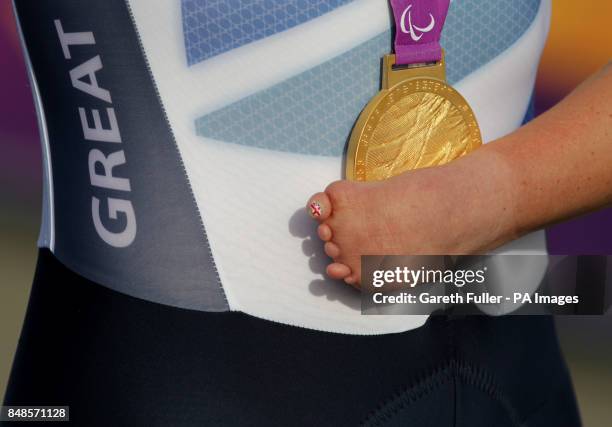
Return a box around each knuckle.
[325,180,352,207]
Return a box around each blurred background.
[1,1,611,424]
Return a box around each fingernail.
[309,201,322,218]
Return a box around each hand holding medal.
[346,0,482,182]
[308,0,486,285]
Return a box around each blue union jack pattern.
[182,0,353,65]
[194,0,542,156]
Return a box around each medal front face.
[346,78,482,182]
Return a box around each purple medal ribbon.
[390,0,450,65]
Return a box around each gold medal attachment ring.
[346,52,482,182]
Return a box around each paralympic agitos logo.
[400,4,436,41]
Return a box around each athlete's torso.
[16,0,551,334]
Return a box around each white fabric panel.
[127,0,551,334]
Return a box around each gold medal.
[346,53,482,182]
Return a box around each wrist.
[444,143,521,252]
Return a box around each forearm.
[454,63,612,248]
[502,64,612,234]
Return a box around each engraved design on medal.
[351,78,481,182]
